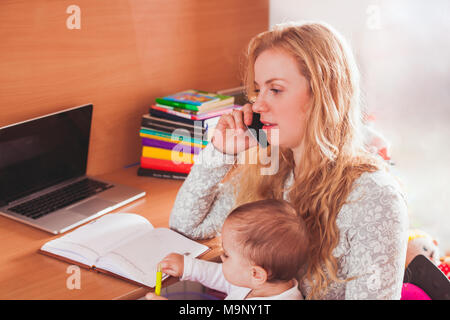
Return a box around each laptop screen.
[0,104,93,205]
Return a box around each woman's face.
[252,48,311,149]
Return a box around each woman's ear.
[251,266,268,285]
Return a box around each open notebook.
[39,213,209,289]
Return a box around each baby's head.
[220,199,309,288]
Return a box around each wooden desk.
[0,166,221,300]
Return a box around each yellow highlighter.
[155,263,162,296]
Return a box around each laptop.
[0,104,146,234]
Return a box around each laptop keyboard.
[8,178,113,220]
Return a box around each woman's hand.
[159,253,184,278]
[211,103,258,155]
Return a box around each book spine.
[142,146,194,164]
[150,105,194,121]
[139,128,208,146]
[149,108,205,127]
[140,156,193,173]
[141,137,202,155]
[142,114,206,131]
[153,104,199,116]
[155,98,199,112]
[152,103,241,120]
[140,122,205,140]
[137,167,188,180]
[139,131,207,149]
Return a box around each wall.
[0,0,268,174]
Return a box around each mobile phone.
[245,112,269,147]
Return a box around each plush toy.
[363,124,391,161]
[406,229,440,268]
[438,256,450,280]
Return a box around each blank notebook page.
[98,228,209,287]
[41,213,152,266]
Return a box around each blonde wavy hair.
[224,21,387,299]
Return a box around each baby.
[147,199,309,300]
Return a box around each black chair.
[403,254,450,300]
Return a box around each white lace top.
[169,143,409,299]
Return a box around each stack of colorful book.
[138,89,241,180]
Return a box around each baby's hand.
[159,253,184,278]
[146,292,168,300]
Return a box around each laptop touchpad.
[69,198,116,216]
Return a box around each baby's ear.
[251,266,268,285]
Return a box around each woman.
[169,22,408,300]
